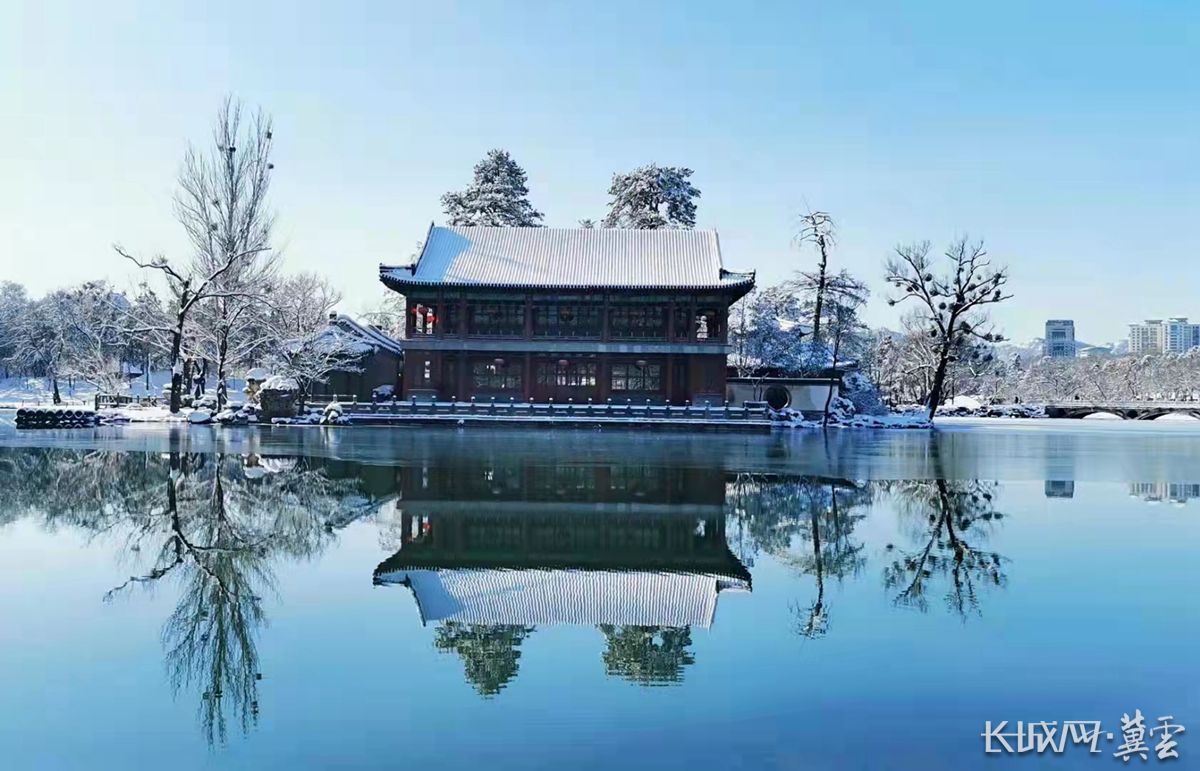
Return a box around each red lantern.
[494,357,505,367]
[635,359,647,368]
[557,359,569,368]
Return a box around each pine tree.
[601,164,699,229]
[441,149,543,227]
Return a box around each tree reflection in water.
[433,623,536,696]
[0,447,372,745]
[727,475,868,638]
[881,477,1007,618]
[600,625,695,685]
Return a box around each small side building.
[379,225,755,405]
[310,313,404,402]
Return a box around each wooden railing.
[94,393,160,410]
[323,396,769,423]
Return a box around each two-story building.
[379,225,755,405]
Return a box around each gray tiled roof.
[328,314,405,355]
[380,225,754,290]
[377,568,750,628]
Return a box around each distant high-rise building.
[1128,320,1163,353]
[1128,317,1200,354]
[1043,320,1076,358]
[1165,317,1200,353]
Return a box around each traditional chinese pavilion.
[379,225,755,404]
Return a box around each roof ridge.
[437,224,720,234]
[381,226,755,292]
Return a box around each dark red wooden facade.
[380,226,754,405]
[395,290,743,404]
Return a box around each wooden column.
[665,353,675,405]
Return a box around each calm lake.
[1,421,1198,770]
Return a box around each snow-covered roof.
[328,314,404,355]
[377,568,749,628]
[380,225,755,291]
[776,318,812,335]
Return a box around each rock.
[260,388,298,419]
[188,409,213,424]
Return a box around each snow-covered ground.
[0,372,248,408]
[0,376,102,407]
[780,412,932,429]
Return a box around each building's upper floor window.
[696,307,722,340]
[409,302,437,336]
[468,301,526,337]
[532,304,603,338]
[441,300,461,336]
[610,305,667,340]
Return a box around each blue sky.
[2,0,1197,343]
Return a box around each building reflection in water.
[1044,478,1200,504]
[373,460,752,693]
[1129,481,1200,504]
[1044,480,1075,498]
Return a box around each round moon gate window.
[763,385,791,410]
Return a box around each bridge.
[1044,402,1200,420]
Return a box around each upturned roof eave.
[378,272,755,294]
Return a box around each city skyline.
[3,1,1198,344]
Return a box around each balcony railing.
[315,395,769,424]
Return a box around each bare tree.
[114,246,264,412]
[270,272,342,338]
[122,283,173,392]
[115,97,274,412]
[817,273,869,425]
[60,281,131,394]
[177,98,279,410]
[794,211,835,346]
[884,237,1012,419]
[793,267,869,374]
[271,328,364,411]
[9,291,72,403]
[358,291,406,339]
[0,281,30,378]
